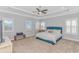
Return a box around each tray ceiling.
[0,6,79,19]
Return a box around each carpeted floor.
[12,37,79,53]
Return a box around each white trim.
[9,6,77,18]
[0,9,36,18]
[64,37,79,42]
[9,6,34,16]
[10,6,67,17]
[0,7,79,19]
[25,32,35,37]
[36,10,79,19]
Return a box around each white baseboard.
[26,34,35,37]
[64,37,79,42]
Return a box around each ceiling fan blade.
[42,11,47,14]
[42,9,48,11]
[36,8,40,12]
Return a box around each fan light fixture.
[33,6,48,16]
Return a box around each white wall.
[0,12,36,40]
[41,13,79,41]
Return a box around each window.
[36,21,46,31]
[66,19,77,34]
[72,20,77,34]
[3,20,13,32]
[41,22,46,30]
[66,20,71,33]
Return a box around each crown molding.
[9,6,70,19]
[0,9,37,19]
[9,6,61,17]
[0,7,79,20]
[9,6,36,16]
[37,10,79,19]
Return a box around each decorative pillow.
[47,30,53,33]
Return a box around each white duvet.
[36,32,62,43]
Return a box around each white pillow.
[47,30,53,33]
[53,30,61,34]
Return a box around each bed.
[36,26,62,45]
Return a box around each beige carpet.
[12,37,79,53]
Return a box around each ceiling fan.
[33,6,48,16]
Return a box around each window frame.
[41,22,46,30]
[71,20,77,34]
[66,20,71,34]
[3,20,14,32]
[66,19,77,34]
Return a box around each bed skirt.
[36,36,62,45]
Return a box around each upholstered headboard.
[47,26,62,34]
